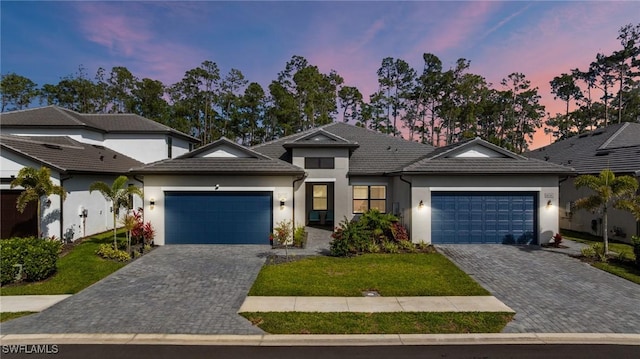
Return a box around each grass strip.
[249,253,489,297]
[593,261,640,284]
[0,231,126,296]
[0,312,36,322]
[241,312,513,334]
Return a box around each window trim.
[305,157,335,169]
[353,185,386,214]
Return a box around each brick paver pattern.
[1,245,269,334]
[437,245,640,333]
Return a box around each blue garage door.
[432,192,537,244]
[165,191,272,244]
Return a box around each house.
[525,122,640,242]
[135,123,573,246]
[0,106,199,164]
[0,106,199,240]
[0,135,144,240]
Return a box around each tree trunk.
[603,208,609,256]
[37,197,42,238]
[112,203,118,249]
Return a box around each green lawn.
[0,311,36,322]
[241,312,513,334]
[0,231,126,296]
[561,230,636,261]
[562,230,639,284]
[249,253,489,296]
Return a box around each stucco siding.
[560,178,638,242]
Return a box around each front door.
[305,182,334,227]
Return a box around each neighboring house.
[134,123,572,246]
[0,135,144,240]
[0,105,198,240]
[0,106,199,164]
[526,122,640,242]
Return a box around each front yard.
[249,253,489,296]
[245,252,512,334]
[0,231,127,296]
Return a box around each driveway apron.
[437,245,640,333]
[1,245,269,334]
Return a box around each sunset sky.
[2,1,638,149]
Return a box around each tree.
[574,169,639,255]
[0,73,39,111]
[89,176,142,248]
[549,73,583,139]
[10,167,67,237]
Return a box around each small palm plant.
[574,169,639,256]
[10,166,67,237]
[89,176,142,249]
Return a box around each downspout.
[292,172,307,231]
[399,175,412,227]
[60,174,72,241]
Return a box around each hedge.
[0,237,62,285]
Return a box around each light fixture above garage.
[150,198,155,210]
[418,200,424,210]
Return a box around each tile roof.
[0,135,144,174]
[133,137,304,175]
[402,158,574,175]
[0,106,198,142]
[525,122,640,175]
[253,122,434,175]
[403,137,573,175]
[132,158,304,175]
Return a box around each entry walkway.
[238,296,514,313]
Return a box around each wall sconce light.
[150,198,155,210]
[546,200,552,207]
[278,193,287,209]
[45,198,52,208]
[418,200,424,210]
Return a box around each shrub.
[582,243,607,262]
[390,222,410,242]
[632,236,640,268]
[359,210,398,242]
[330,218,369,256]
[382,241,399,254]
[272,220,293,246]
[293,225,306,248]
[549,233,563,247]
[96,244,131,262]
[130,210,156,245]
[365,241,381,253]
[0,237,62,285]
[398,239,417,253]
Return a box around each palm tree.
[10,166,67,237]
[574,169,639,255]
[90,176,142,248]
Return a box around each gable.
[451,144,508,158]
[196,143,253,158]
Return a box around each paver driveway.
[437,245,640,333]
[1,245,269,334]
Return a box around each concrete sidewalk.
[0,295,71,312]
[238,296,514,313]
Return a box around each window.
[312,184,328,210]
[353,185,386,213]
[167,137,173,158]
[305,157,335,169]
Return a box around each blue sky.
[2,1,639,147]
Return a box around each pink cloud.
[73,2,206,85]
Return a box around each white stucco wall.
[1,152,62,238]
[291,148,350,226]
[409,175,560,244]
[103,134,192,164]
[559,178,638,242]
[2,151,143,240]
[143,175,296,245]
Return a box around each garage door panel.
[165,191,272,244]
[432,192,537,244]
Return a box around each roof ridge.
[0,134,85,149]
[598,122,630,150]
[51,106,90,127]
[251,122,336,149]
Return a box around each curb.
[1,333,639,346]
